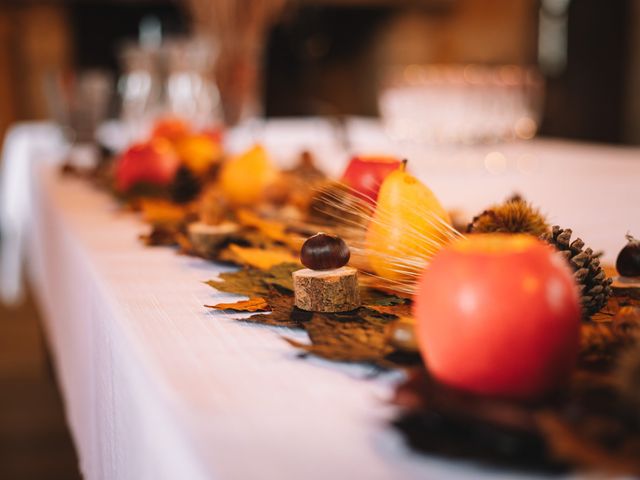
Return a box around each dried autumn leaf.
[206,297,270,312]
[205,263,299,298]
[140,198,188,225]
[139,225,179,246]
[236,209,289,243]
[235,208,307,252]
[206,271,269,297]
[284,309,396,364]
[261,263,298,292]
[367,302,413,317]
[246,290,309,328]
[392,369,558,472]
[222,244,299,270]
[537,412,640,475]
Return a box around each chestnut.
[616,233,640,278]
[300,232,350,270]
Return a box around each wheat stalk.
[312,181,464,295]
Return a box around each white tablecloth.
[3,120,640,479]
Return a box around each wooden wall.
[0,3,71,148]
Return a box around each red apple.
[150,117,192,144]
[341,155,401,203]
[414,234,581,400]
[115,139,181,192]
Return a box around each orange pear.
[365,160,452,283]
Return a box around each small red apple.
[414,234,581,400]
[150,117,192,144]
[115,138,181,192]
[341,155,401,203]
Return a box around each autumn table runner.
[9,119,640,478]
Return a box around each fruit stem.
[626,232,638,244]
[400,159,408,172]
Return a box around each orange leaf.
[140,199,187,225]
[368,303,414,317]
[206,297,270,312]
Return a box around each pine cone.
[467,196,548,236]
[541,226,613,318]
[171,166,201,204]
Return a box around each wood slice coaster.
[612,276,640,300]
[293,266,361,312]
[188,222,239,257]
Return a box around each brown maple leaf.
[245,290,309,328]
[284,308,396,364]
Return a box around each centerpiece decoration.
[63,117,640,476]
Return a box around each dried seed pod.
[300,232,350,271]
[467,195,549,236]
[616,233,640,277]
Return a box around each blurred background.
[0,0,639,147]
[0,0,638,479]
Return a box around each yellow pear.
[365,160,452,282]
[219,144,279,205]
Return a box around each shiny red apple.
[414,234,581,400]
[341,155,401,203]
[115,139,181,192]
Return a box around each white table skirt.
[3,120,640,479]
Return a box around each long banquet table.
[3,119,640,479]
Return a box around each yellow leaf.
[236,209,288,243]
[224,244,299,270]
[206,297,270,312]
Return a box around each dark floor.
[0,289,82,480]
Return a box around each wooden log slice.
[612,276,640,300]
[188,221,239,258]
[293,266,360,313]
